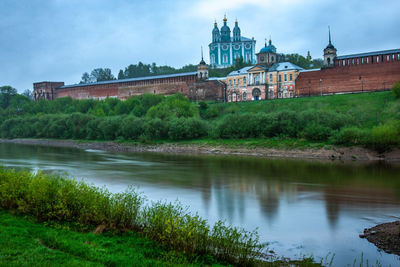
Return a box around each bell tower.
[323,26,337,67]
[197,47,208,80]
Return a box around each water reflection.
[0,143,400,265]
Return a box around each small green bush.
[331,127,370,146]
[368,121,400,153]
[167,117,208,140]
[392,81,400,99]
[302,123,332,141]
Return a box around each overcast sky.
[1,0,399,92]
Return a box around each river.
[1,142,399,266]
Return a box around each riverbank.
[1,138,400,162]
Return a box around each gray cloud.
[1,0,399,92]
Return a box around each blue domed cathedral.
[209,16,256,68]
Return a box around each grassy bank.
[1,91,399,152]
[0,167,264,266]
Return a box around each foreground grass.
[0,210,216,267]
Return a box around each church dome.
[233,20,241,41]
[220,16,231,42]
[259,39,276,53]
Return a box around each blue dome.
[259,40,276,53]
[221,24,230,33]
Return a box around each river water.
[1,143,399,266]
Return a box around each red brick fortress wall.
[54,73,197,100]
[296,55,400,97]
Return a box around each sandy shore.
[1,138,400,162]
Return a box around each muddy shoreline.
[1,138,400,162]
[361,221,400,255]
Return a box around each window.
[393,54,395,60]
[290,74,293,81]
[367,57,369,63]
[233,79,236,85]
[343,60,346,66]
[279,75,282,82]
[357,58,359,64]
[229,80,232,86]
[271,56,275,62]
[387,55,390,61]
[352,59,354,64]
[361,58,364,64]
[377,56,379,63]
[223,54,228,63]
[284,74,287,81]
[243,77,247,84]
[270,74,273,83]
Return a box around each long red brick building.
[296,31,400,96]
[33,59,227,102]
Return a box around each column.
[217,43,221,66]
[230,43,233,65]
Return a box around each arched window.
[271,56,275,62]
[327,58,331,65]
[211,54,215,64]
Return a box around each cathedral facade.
[209,16,256,68]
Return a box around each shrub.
[146,94,199,119]
[144,118,169,140]
[368,121,400,153]
[302,123,332,141]
[392,81,400,99]
[167,117,208,140]
[120,116,145,140]
[98,117,122,140]
[331,127,370,146]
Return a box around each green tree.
[80,72,92,84]
[0,86,18,109]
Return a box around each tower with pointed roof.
[323,27,337,67]
[197,47,208,80]
[209,16,256,68]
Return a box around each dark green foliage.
[167,117,208,140]
[302,123,332,141]
[80,68,116,83]
[0,168,265,266]
[146,94,199,119]
[144,118,169,140]
[331,127,370,146]
[98,117,122,140]
[0,86,18,109]
[120,116,146,140]
[392,81,400,98]
[117,62,197,79]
